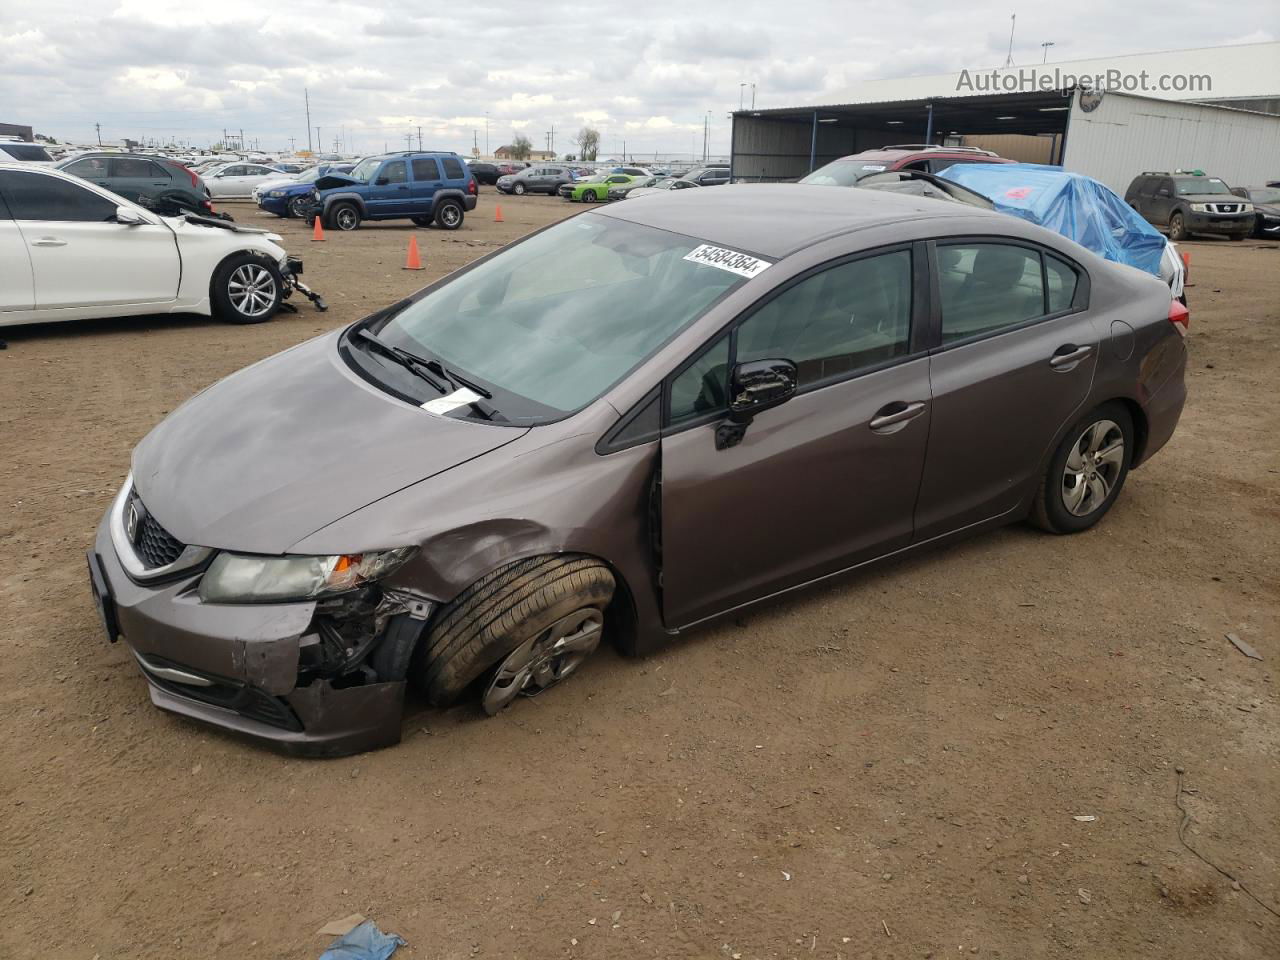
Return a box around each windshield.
[348,157,382,182]
[1248,188,1280,204]
[800,160,893,186]
[361,215,750,421]
[1175,177,1230,196]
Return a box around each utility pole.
[316,128,321,154]
[289,137,295,152]
[1004,13,1017,68]
[417,126,423,151]
[305,88,313,153]
[1041,40,1055,63]
[95,122,102,145]
[404,132,413,151]
[239,128,244,152]
[484,112,489,156]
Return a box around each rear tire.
[1031,402,1134,534]
[210,254,283,325]
[411,555,615,709]
[434,199,464,230]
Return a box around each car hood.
[315,172,363,191]
[1182,193,1245,203]
[131,331,528,554]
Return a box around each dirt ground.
[1,194,1277,960]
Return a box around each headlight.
[311,189,319,200]
[1239,202,1254,213]
[268,190,284,197]
[198,547,416,603]
[1190,203,1209,212]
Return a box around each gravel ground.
[1,195,1277,959]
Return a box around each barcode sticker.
[682,244,772,279]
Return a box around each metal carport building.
[730,88,1280,195]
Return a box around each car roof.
[594,183,1009,259]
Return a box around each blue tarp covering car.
[934,162,1168,279]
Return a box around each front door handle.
[1049,344,1093,369]
[869,400,927,434]
[31,237,67,247]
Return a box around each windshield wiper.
[354,329,505,421]
[354,329,447,393]
[421,358,493,399]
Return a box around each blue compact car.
[258,163,354,218]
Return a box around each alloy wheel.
[440,204,461,227]
[336,208,358,230]
[482,608,603,715]
[226,264,277,318]
[1061,419,1124,516]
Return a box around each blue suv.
[311,151,478,231]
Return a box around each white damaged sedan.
[0,163,321,327]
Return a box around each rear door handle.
[869,400,927,434]
[1049,344,1093,369]
[31,237,67,247]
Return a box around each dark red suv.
[800,145,1012,185]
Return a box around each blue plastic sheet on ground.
[318,920,406,960]
[934,162,1167,278]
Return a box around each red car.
[801,145,1012,185]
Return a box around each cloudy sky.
[1,1,1273,157]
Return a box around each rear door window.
[440,156,465,179]
[936,243,1047,343]
[412,157,441,180]
[0,170,120,221]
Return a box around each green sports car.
[559,173,640,203]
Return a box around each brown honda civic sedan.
[87,185,1188,755]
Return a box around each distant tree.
[575,127,600,161]
[510,134,533,160]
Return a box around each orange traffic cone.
[494,205,504,223]
[311,216,325,242]
[403,234,424,270]
[1180,250,1191,282]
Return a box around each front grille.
[1208,202,1241,213]
[132,498,186,569]
[140,655,303,732]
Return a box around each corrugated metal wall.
[731,117,901,181]
[1063,93,1280,193]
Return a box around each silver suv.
[496,164,574,195]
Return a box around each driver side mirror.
[113,206,144,226]
[716,358,797,450]
[1157,188,1171,197]
[729,358,798,421]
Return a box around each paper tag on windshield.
[683,244,772,279]
[421,388,482,415]
[861,164,887,172]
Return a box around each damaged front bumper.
[89,517,425,757]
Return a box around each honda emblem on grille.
[125,501,142,544]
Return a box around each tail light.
[187,168,200,188]
[1169,298,1189,336]
[467,177,478,196]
